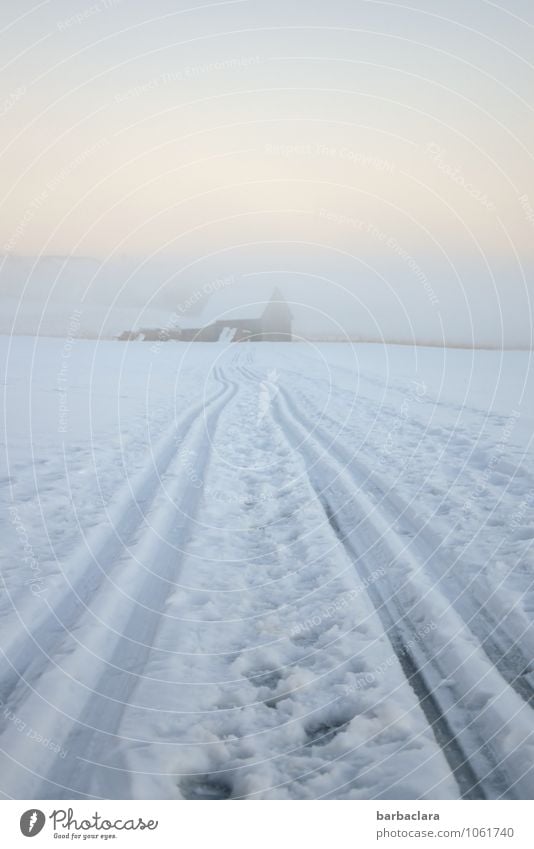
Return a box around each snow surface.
[1,336,533,799]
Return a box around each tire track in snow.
[273,384,534,800]
[0,369,237,798]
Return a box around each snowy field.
[1,335,534,800]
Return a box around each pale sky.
[0,0,533,345]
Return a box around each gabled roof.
[173,314,207,330]
[173,278,361,338]
[180,282,289,328]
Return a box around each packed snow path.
[1,341,534,799]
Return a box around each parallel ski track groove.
[0,371,231,721]
[269,373,519,800]
[275,377,534,710]
[40,369,239,798]
[0,367,238,798]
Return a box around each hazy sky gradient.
[1,0,533,344]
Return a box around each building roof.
[172,278,360,338]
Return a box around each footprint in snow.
[513,527,534,542]
[290,629,318,648]
[246,668,283,690]
[304,714,354,748]
[180,774,233,800]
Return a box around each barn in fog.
[193,286,293,342]
[118,285,293,342]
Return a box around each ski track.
[0,369,236,797]
[272,381,534,799]
[0,372,231,696]
[272,376,534,709]
[272,369,534,769]
[1,346,533,800]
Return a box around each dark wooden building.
[118,286,292,342]
[205,287,292,342]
